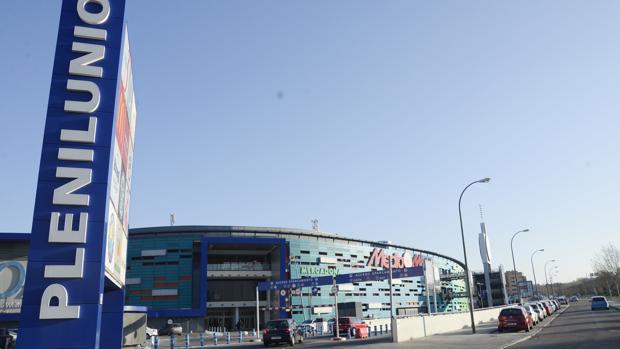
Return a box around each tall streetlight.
[550,267,559,297]
[544,259,556,298]
[530,249,544,298]
[510,229,529,302]
[458,177,491,334]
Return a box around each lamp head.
[522,229,530,233]
[478,177,491,183]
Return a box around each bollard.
[200,333,205,347]
[214,334,218,346]
[226,332,231,344]
[170,335,175,349]
[352,327,356,338]
[154,336,159,349]
[185,334,189,349]
[374,325,377,337]
[238,331,243,343]
[346,328,351,339]
[253,328,257,338]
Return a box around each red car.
[498,307,533,332]
[332,317,368,337]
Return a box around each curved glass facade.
[124,226,468,331]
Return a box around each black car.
[262,319,304,347]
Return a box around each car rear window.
[267,320,289,329]
[500,308,523,316]
[338,318,351,324]
[592,297,606,302]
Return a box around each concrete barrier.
[394,306,511,342]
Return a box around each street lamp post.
[544,259,556,298]
[458,177,491,334]
[550,267,559,297]
[510,229,529,303]
[530,249,544,298]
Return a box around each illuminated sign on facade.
[366,248,424,269]
[18,1,128,348]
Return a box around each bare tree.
[592,243,620,296]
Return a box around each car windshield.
[267,320,289,329]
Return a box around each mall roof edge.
[129,225,467,270]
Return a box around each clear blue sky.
[1,1,619,283]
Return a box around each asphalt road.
[510,301,620,349]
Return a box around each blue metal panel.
[17,1,126,348]
[0,233,30,241]
[142,237,286,319]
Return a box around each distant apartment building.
[504,270,527,300]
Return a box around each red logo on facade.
[367,248,423,269]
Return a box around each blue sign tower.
[17,0,128,348]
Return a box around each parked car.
[535,302,547,319]
[591,296,609,311]
[498,307,533,333]
[262,319,303,347]
[525,303,544,323]
[557,296,568,305]
[159,323,183,336]
[299,319,316,333]
[539,301,550,316]
[569,296,579,302]
[146,326,158,338]
[522,304,539,326]
[333,317,369,336]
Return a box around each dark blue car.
[591,296,609,310]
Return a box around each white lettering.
[70,42,105,78]
[44,248,85,278]
[74,25,107,41]
[48,212,88,244]
[77,0,110,25]
[58,148,94,162]
[53,167,92,206]
[40,284,80,319]
[60,116,97,143]
[64,79,100,113]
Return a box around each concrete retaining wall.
[394,306,510,342]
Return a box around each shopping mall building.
[1,225,467,331]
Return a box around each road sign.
[280,289,287,297]
[311,286,319,296]
[257,266,424,291]
[331,285,339,294]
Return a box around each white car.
[146,326,158,338]
[299,319,317,333]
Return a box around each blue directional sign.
[257,267,424,292]
[335,266,424,284]
[258,276,333,291]
[18,1,127,348]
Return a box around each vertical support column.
[256,287,260,335]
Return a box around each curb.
[500,304,569,349]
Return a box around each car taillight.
[285,328,292,334]
[263,329,269,335]
[498,315,507,321]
